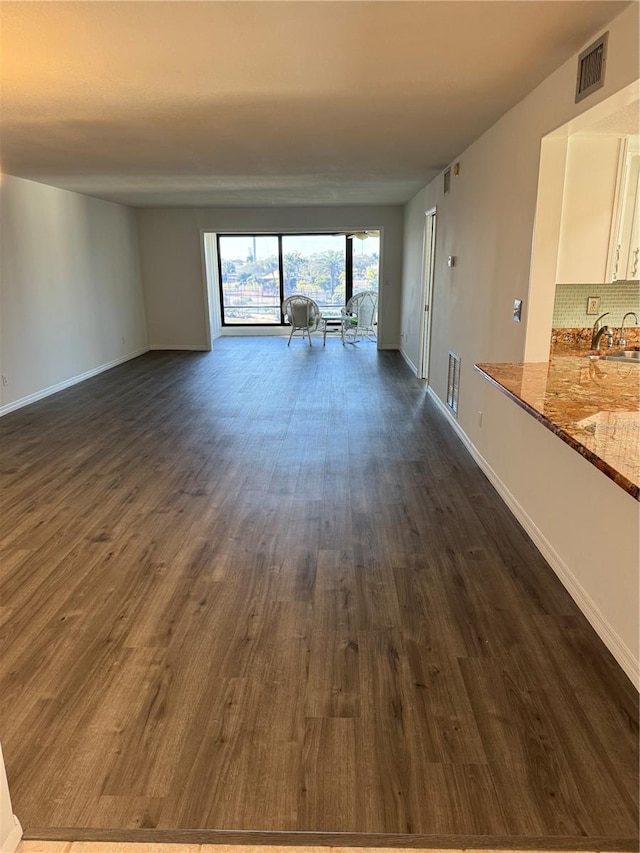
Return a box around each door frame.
[418,208,437,380]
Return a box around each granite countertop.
[475,353,640,500]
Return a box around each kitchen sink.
[597,349,640,363]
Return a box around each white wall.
[400,4,640,685]
[0,176,148,412]
[525,134,570,360]
[136,206,404,350]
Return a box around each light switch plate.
[513,299,523,322]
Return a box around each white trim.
[426,385,639,690]
[0,817,22,853]
[201,231,222,347]
[375,226,385,350]
[0,348,148,418]
[399,346,418,374]
[149,344,209,350]
[418,208,437,380]
[0,744,22,853]
[199,230,213,350]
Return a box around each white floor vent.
[446,351,460,416]
[575,32,607,103]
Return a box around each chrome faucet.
[619,311,638,347]
[590,312,610,349]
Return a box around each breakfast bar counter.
[475,354,640,500]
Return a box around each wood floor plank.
[156,677,249,829]
[298,719,358,831]
[356,629,413,833]
[305,581,360,719]
[457,657,597,837]
[0,341,637,845]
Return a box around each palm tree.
[221,259,237,279]
[283,251,305,294]
[315,250,344,300]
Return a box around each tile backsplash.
[553,282,640,327]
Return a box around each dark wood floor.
[0,339,638,847]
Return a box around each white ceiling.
[0,1,631,207]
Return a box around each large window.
[218,235,280,324]
[217,232,379,326]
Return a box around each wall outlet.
[586,296,600,315]
[1,375,8,386]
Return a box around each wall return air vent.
[443,167,451,195]
[575,32,608,103]
[446,352,460,416]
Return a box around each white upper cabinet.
[611,151,640,281]
[556,135,624,285]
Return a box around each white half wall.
[400,3,640,683]
[0,175,148,412]
[136,206,403,350]
[429,385,639,687]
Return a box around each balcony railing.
[223,302,346,324]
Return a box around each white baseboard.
[399,346,418,374]
[149,344,210,351]
[0,348,149,418]
[0,815,22,853]
[426,386,639,690]
[1,743,22,853]
[377,342,400,350]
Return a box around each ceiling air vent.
[446,352,460,416]
[575,32,608,103]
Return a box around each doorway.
[418,208,437,380]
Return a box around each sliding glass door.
[216,232,379,326]
[281,234,347,320]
